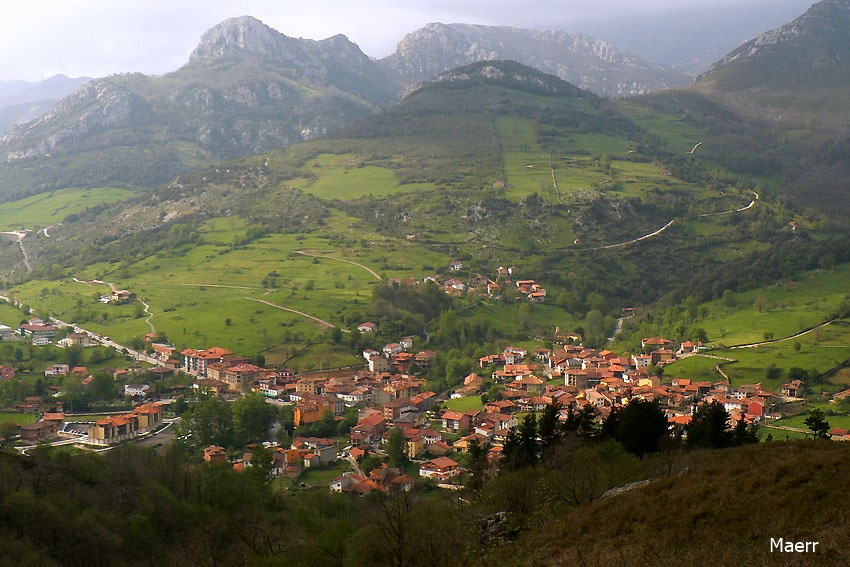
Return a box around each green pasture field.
[662,355,728,382]
[770,408,850,432]
[665,319,850,391]
[283,342,363,372]
[709,337,850,392]
[694,265,850,347]
[5,218,463,367]
[0,299,25,325]
[759,427,808,441]
[0,187,135,231]
[0,412,37,426]
[461,300,579,341]
[297,459,352,487]
[558,132,632,157]
[495,116,541,153]
[298,153,435,200]
[444,395,484,412]
[615,101,704,153]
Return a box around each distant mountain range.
[0,74,90,134]
[0,1,846,209]
[0,17,691,201]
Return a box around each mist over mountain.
[570,0,812,76]
[697,0,850,87]
[0,74,91,134]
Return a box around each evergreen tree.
[804,408,830,439]
[386,427,408,467]
[538,403,559,450]
[731,415,759,446]
[686,400,731,449]
[615,399,669,457]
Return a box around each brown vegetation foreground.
[498,441,850,566]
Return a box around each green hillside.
[0,60,846,366]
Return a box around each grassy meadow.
[0,187,134,231]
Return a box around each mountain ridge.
[380,22,687,97]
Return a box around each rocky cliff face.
[2,78,139,161]
[380,23,689,97]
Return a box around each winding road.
[295,250,383,281]
[246,297,348,332]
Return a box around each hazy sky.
[0,0,808,81]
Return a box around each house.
[204,445,228,463]
[485,400,518,415]
[383,343,403,357]
[182,346,235,376]
[18,323,58,345]
[124,383,150,397]
[292,437,338,465]
[224,364,263,392]
[641,337,674,350]
[780,380,804,398]
[441,410,471,432]
[87,403,164,445]
[151,343,177,362]
[449,261,463,272]
[349,413,386,446]
[59,333,92,347]
[419,456,461,480]
[20,420,62,444]
[110,289,136,303]
[357,322,377,333]
[414,350,437,370]
[44,364,70,378]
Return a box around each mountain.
[380,23,688,97]
[0,17,694,203]
[0,16,391,202]
[697,0,850,88]
[623,0,850,215]
[0,74,91,134]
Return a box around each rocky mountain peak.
[188,16,286,64]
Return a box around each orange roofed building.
[87,403,164,445]
[182,346,235,376]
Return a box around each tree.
[465,437,490,493]
[0,421,19,447]
[501,413,539,471]
[614,399,669,457]
[247,444,275,492]
[731,415,759,446]
[804,408,830,439]
[183,397,235,449]
[386,427,408,467]
[686,401,731,449]
[537,403,559,452]
[233,393,276,444]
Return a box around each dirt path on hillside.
[1,230,32,272]
[72,278,118,291]
[295,250,382,281]
[246,298,349,332]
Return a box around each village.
[4,301,827,496]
